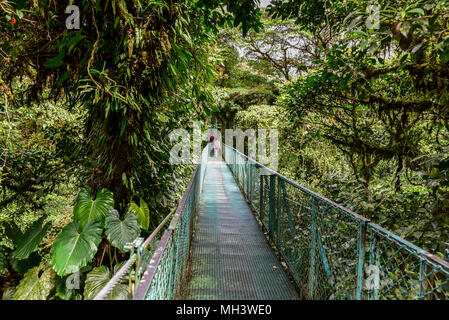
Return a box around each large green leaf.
[43,51,64,68]
[105,210,140,251]
[73,187,115,228]
[12,265,56,300]
[4,223,23,244]
[129,198,150,230]
[10,251,41,276]
[12,217,50,260]
[50,221,102,276]
[84,266,130,300]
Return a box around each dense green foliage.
[0,0,262,299]
[274,0,449,254]
[1,0,449,299]
[226,1,449,255]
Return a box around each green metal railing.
[223,144,449,300]
[94,146,208,300]
[98,142,449,300]
[131,146,209,300]
[93,209,174,300]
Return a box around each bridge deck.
[185,159,298,300]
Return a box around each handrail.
[223,143,449,300]
[132,165,200,300]
[225,144,449,271]
[93,207,176,300]
[132,146,209,300]
[227,144,370,223]
[97,141,449,300]
[95,145,209,300]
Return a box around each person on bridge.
[209,135,214,157]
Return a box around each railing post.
[236,152,239,182]
[232,148,235,173]
[135,246,142,295]
[235,151,238,178]
[247,160,252,202]
[245,158,249,197]
[259,173,264,220]
[309,197,317,299]
[237,153,241,184]
[419,259,426,300]
[368,233,379,300]
[269,174,276,238]
[166,238,175,299]
[277,176,282,248]
[356,221,367,300]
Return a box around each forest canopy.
[1,0,449,300]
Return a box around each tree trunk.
[87,105,141,212]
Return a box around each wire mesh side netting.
[223,144,449,300]
[133,146,209,300]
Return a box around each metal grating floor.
[185,160,298,300]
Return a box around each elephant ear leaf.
[105,210,140,251]
[4,222,23,244]
[12,217,50,260]
[84,266,130,300]
[129,198,150,230]
[73,187,114,228]
[50,220,102,276]
[10,251,41,276]
[12,265,56,300]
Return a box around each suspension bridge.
[94,144,449,300]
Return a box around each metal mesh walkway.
[185,159,298,300]
[99,145,449,300]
